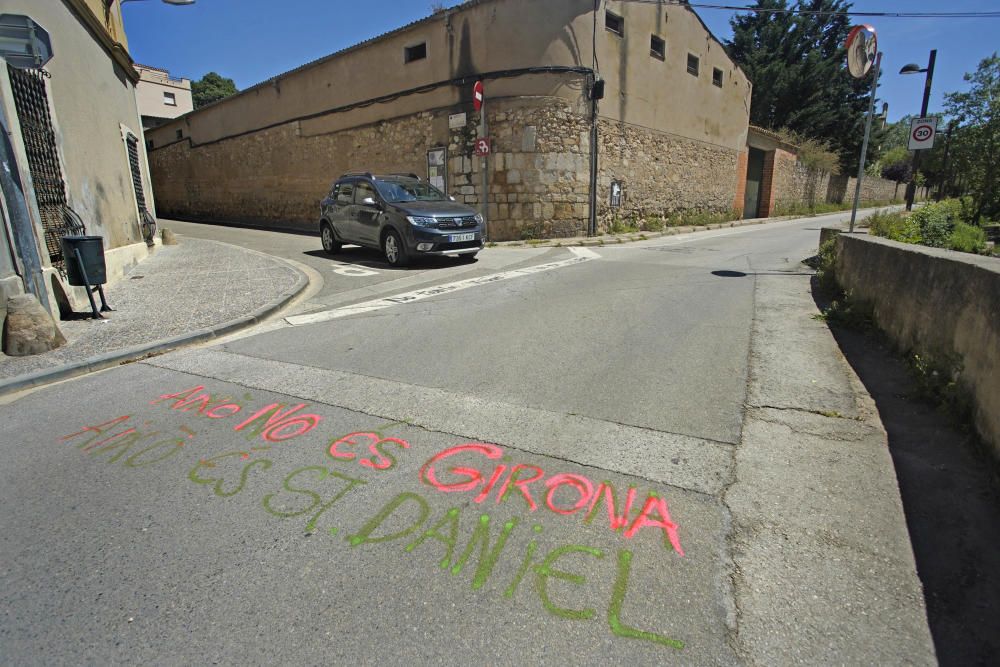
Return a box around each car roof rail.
[385,172,421,180]
[340,171,374,179]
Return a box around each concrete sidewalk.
[0,238,307,395]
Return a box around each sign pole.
[849,51,881,234]
[479,95,489,241]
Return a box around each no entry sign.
[473,81,484,112]
[908,117,938,150]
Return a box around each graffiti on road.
[58,382,688,652]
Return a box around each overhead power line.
[621,0,1000,19]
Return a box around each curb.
[0,258,309,398]
[488,205,897,249]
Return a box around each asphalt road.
[0,214,935,664]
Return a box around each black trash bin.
[61,235,107,286]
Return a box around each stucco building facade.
[146,0,753,240]
[0,0,157,321]
[135,64,193,130]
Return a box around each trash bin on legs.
[61,235,112,319]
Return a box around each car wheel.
[321,222,342,255]
[383,229,409,267]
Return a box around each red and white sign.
[474,137,491,157]
[908,117,938,150]
[473,81,484,112]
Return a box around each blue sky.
[122,0,999,123]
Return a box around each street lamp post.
[900,49,936,211]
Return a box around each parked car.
[319,172,484,266]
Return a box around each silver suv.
[319,172,484,266]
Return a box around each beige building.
[0,0,157,321]
[147,0,752,240]
[135,64,193,130]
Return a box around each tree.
[191,72,239,109]
[943,54,1000,222]
[726,0,883,172]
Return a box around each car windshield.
[375,179,447,203]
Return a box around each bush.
[909,198,964,247]
[866,210,923,244]
[947,223,987,254]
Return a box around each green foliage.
[772,128,841,173]
[191,72,239,109]
[814,237,839,296]
[908,352,970,423]
[878,145,912,182]
[726,0,883,173]
[908,198,964,247]
[948,223,987,253]
[866,209,922,244]
[866,200,987,254]
[943,54,1000,222]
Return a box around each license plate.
[449,233,476,243]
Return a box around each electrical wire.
[621,0,1000,18]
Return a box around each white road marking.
[285,248,600,326]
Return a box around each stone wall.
[834,232,1000,458]
[772,153,832,211]
[827,175,906,205]
[595,120,741,229]
[149,95,747,241]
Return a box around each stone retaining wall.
[834,233,1000,457]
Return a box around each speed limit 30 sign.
[908,117,938,150]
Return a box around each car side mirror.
[361,197,378,207]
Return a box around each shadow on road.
[302,248,476,271]
[811,277,1000,666]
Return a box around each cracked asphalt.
[0,214,935,664]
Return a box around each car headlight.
[406,215,437,227]
[474,213,484,225]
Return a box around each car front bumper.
[404,225,484,255]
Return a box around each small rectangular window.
[605,11,623,36]
[713,68,724,87]
[404,42,427,63]
[650,35,665,60]
[147,139,155,149]
[163,91,176,106]
[175,129,183,140]
[687,53,700,77]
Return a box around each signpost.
[474,81,488,239]
[845,25,879,234]
[907,117,937,151]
